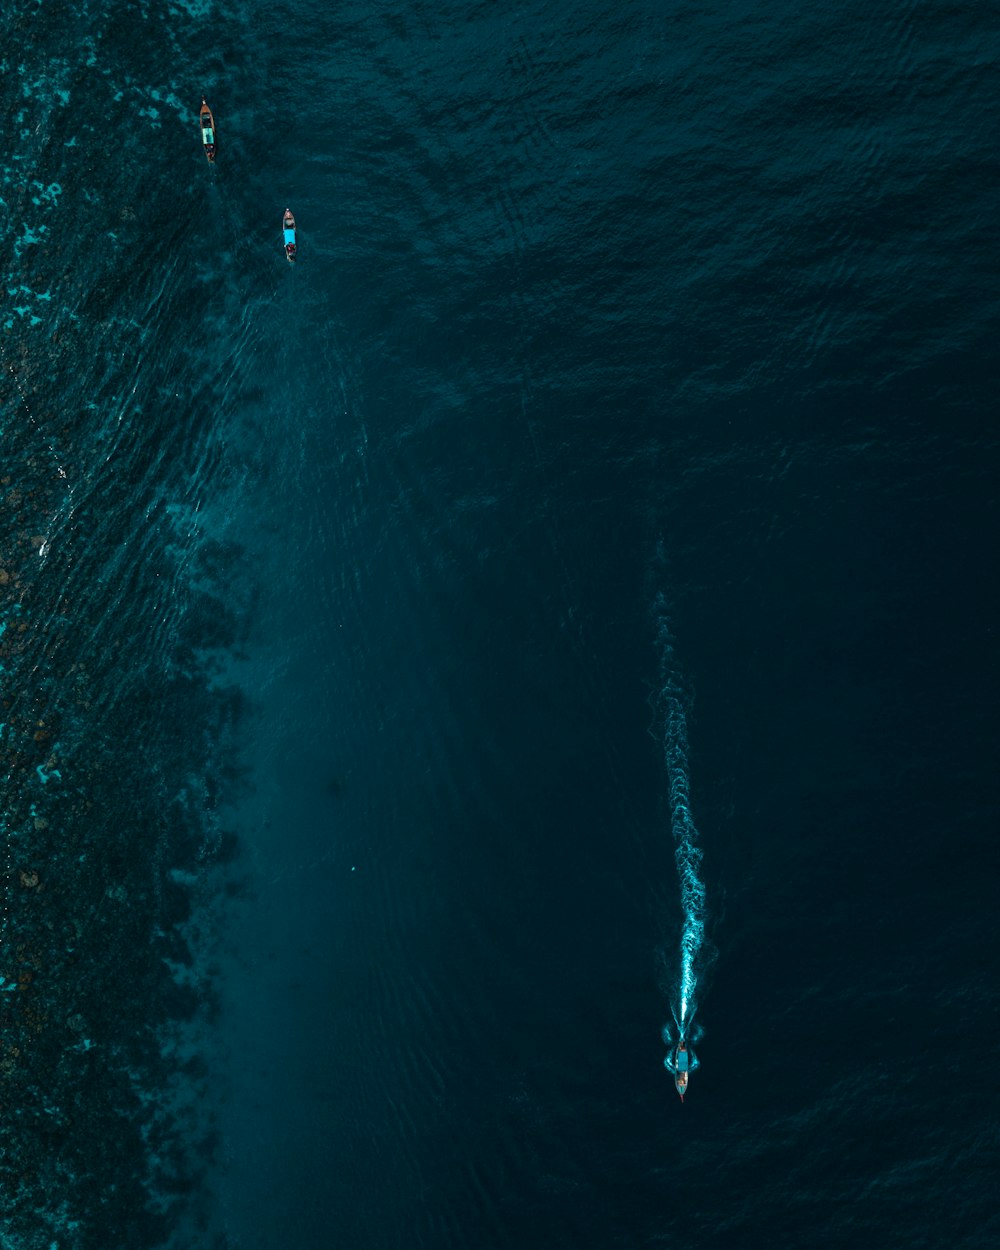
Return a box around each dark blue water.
[2,1,997,1247]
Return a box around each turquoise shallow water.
[1,1,998,1247]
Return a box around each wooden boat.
[283,209,297,263]
[199,98,217,162]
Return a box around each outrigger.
[283,209,297,263]
[199,98,217,162]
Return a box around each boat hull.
[199,99,216,162]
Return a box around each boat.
[283,209,297,263]
[199,98,217,162]
[664,1038,700,1102]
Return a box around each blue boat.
[283,209,297,263]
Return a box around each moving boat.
[664,1038,699,1102]
[199,98,217,162]
[283,209,297,263]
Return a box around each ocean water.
[1,1,997,1248]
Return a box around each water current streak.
[654,594,706,1031]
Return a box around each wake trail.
[653,592,709,1037]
